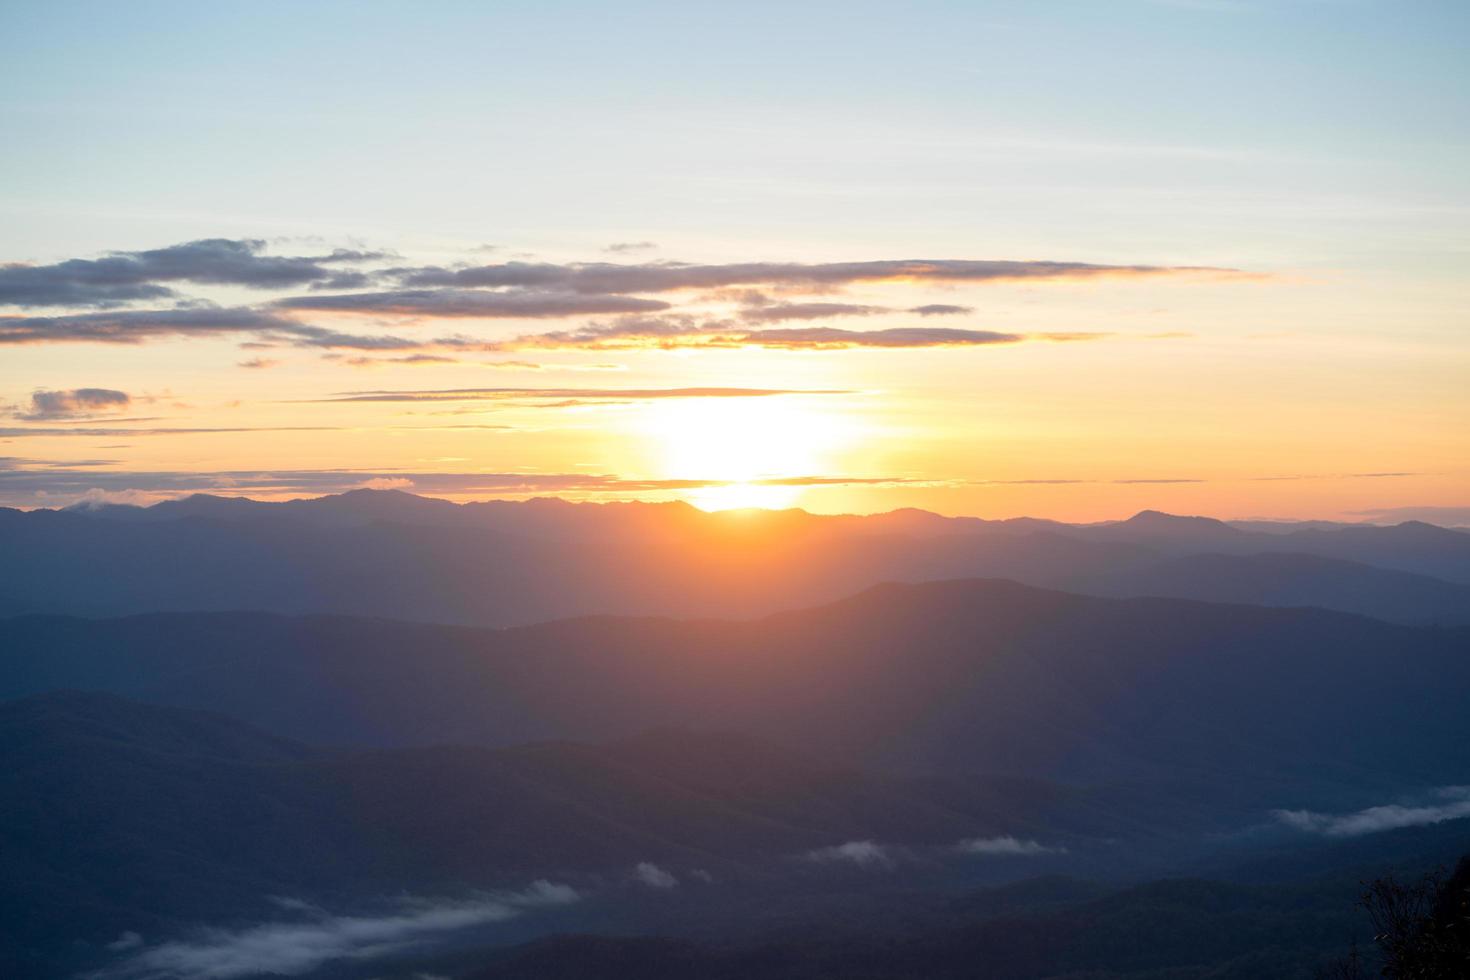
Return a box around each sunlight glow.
[637,396,863,511]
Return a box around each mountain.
[10,691,1467,980]
[1077,551,1470,626]
[7,491,1470,627]
[0,692,1153,977]
[0,497,1144,626]
[463,875,1368,980]
[3,580,1466,802]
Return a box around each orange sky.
[3,4,1467,521]
[2,250,1466,521]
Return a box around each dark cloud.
[502,317,1022,351]
[275,323,425,350]
[275,289,670,318]
[909,304,974,316]
[507,314,729,349]
[0,306,445,351]
[316,386,851,403]
[392,258,1240,295]
[0,306,302,345]
[739,302,886,323]
[307,271,377,290]
[0,239,385,308]
[13,388,131,421]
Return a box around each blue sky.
[3,1,1466,269]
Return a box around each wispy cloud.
[275,288,671,319]
[0,426,337,438]
[96,883,579,980]
[1273,787,1470,838]
[954,835,1065,856]
[390,258,1243,295]
[732,327,1023,349]
[499,315,1115,351]
[632,863,679,888]
[803,840,894,869]
[314,386,852,403]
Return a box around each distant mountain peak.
[1123,509,1233,530]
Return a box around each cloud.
[13,387,131,420]
[275,289,671,319]
[504,315,1025,351]
[98,883,578,980]
[237,358,281,370]
[0,426,337,438]
[0,465,915,506]
[1273,787,1470,838]
[0,240,1252,360]
[338,354,461,368]
[0,239,384,308]
[391,258,1241,295]
[909,304,973,316]
[734,327,1022,349]
[0,306,298,345]
[0,307,454,352]
[65,487,177,509]
[954,836,1065,856]
[105,932,144,953]
[632,863,678,888]
[603,241,657,253]
[803,840,894,869]
[738,302,886,323]
[503,313,729,350]
[314,386,851,403]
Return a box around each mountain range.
[2,490,1469,627]
[4,491,1469,978]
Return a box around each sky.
[1,0,1466,520]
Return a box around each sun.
[637,396,860,511]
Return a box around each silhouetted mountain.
[0,497,1146,626]
[8,491,1470,626]
[1078,551,1470,625]
[4,581,1466,802]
